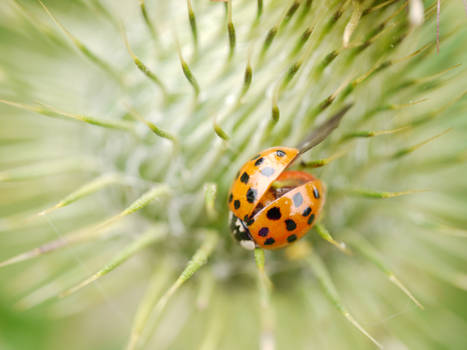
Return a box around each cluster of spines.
[0,0,466,349]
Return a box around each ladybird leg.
[296,104,353,155]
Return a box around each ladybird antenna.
[297,104,353,155]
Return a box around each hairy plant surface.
[0,0,466,349]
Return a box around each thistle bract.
[0,1,466,349]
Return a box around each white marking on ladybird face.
[240,240,256,250]
[236,218,246,233]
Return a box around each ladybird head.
[228,212,256,250]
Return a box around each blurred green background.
[1,0,467,349]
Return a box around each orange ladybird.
[228,105,352,250]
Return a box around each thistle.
[0,1,466,349]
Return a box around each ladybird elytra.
[227,147,299,221]
[237,170,324,249]
[227,105,351,250]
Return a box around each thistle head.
[0,1,466,349]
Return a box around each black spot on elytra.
[260,167,275,177]
[292,192,303,207]
[228,193,233,203]
[307,214,315,225]
[313,187,320,199]
[287,234,297,243]
[285,219,297,231]
[258,227,269,237]
[246,188,257,203]
[264,237,275,245]
[266,207,281,220]
[276,150,286,157]
[302,207,312,217]
[255,157,264,166]
[244,216,255,226]
[234,200,241,209]
[240,172,250,184]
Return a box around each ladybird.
[228,105,352,250]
